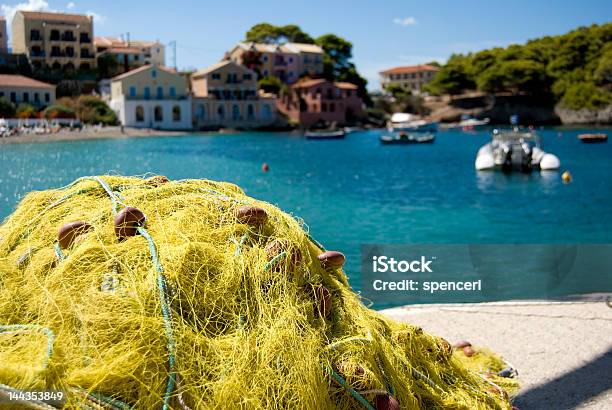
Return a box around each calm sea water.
[1,128,611,302]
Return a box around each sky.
[1,0,611,89]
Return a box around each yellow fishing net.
[0,175,518,409]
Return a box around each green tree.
[43,104,76,119]
[245,23,314,44]
[315,34,371,105]
[561,82,610,110]
[425,54,475,95]
[0,97,16,117]
[258,76,284,95]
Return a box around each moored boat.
[475,129,560,172]
[578,133,607,143]
[387,113,439,132]
[305,129,346,140]
[380,132,435,145]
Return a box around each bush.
[43,104,76,119]
[0,97,16,118]
[56,95,117,125]
[258,76,284,95]
[16,103,36,119]
[561,82,611,110]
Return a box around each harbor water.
[1,127,611,304]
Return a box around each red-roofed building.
[0,74,55,107]
[277,79,363,127]
[379,64,439,94]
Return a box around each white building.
[109,65,192,130]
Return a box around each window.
[289,57,293,63]
[330,103,335,112]
[129,87,136,98]
[50,30,60,41]
[172,106,181,122]
[135,106,144,122]
[23,93,29,102]
[247,104,254,119]
[322,102,327,112]
[232,104,240,120]
[217,105,225,119]
[263,69,268,76]
[30,29,41,41]
[34,93,40,103]
[347,90,352,97]
[169,87,176,97]
[0,92,4,98]
[243,73,252,81]
[196,104,205,120]
[263,55,268,62]
[151,70,157,78]
[262,104,271,120]
[156,86,163,99]
[45,93,50,102]
[154,105,163,122]
[144,87,151,99]
[212,73,221,80]
[10,92,16,103]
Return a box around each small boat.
[578,133,607,143]
[380,132,435,145]
[475,128,560,172]
[305,129,346,140]
[446,116,491,130]
[387,113,439,132]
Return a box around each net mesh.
[0,175,518,409]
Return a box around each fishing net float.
[0,176,518,409]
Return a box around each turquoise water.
[1,128,611,297]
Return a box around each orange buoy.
[314,285,332,318]
[265,239,302,272]
[317,251,345,269]
[58,221,92,249]
[235,206,268,227]
[375,394,400,410]
[562,170,572,184]
[145,175,170,186]
[463,345,476,357]
[453,340,472,349]
[114,207,146,239]
[262,163,270,172]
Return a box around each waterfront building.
[0,16,7,53]
[276,78,363,127]
[379,64,439,94]
[109,65,192,130]
[225,42,323,84]
[0,74,55,108]
[191,60,276,129]
[11,11,96,71]
[95,36,165,76]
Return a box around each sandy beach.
[382,299,612,409]
[0,126,190,145]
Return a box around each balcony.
[29,50,46,58]
[79,35,91,43]
[61,34,76,42]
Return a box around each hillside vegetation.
[426,23,612,110]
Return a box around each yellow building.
[109,65,192,130]
[379,64,439,94]
[225,42,323,84]
[11,11,96,71]
[191,60,276,129]
[0,74,55,108]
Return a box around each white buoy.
[539,153,561,170]
[475,154,495,170]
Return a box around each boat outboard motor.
[501,144,513,173]
[520,142,533,173]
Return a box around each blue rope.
[0,324,55,371]
[91,177,177,410]
[264,251,287,271]
[326,366,375,410]
[53,242,65,262]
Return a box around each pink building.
[277,79,363,127]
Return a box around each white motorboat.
[387,113,439,132]
[305,129,346,140]
[380,132,435,145]
[475,128,560,172]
